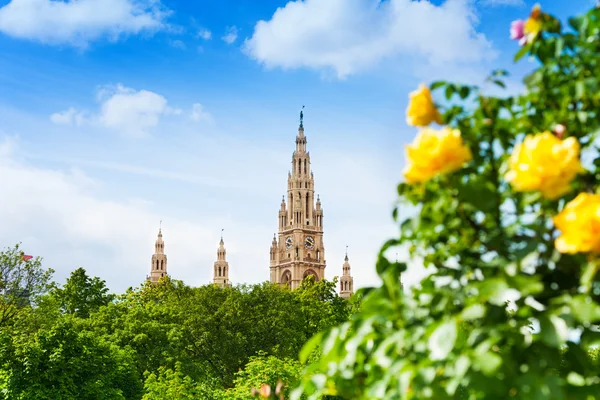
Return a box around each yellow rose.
[505,132,582,199]
[403,127,472,184]
[553,193,600,254]
[406,84,442,127]
[524,4,542,39]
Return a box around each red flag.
[21,254,33,261]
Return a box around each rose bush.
[292,4,600,400]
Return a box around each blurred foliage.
[293,4,600,400]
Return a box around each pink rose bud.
[554,124,566,139]
[260,384,271,397]
[510,20,525,40]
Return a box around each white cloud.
[197,28,212,40]
[244,0,496,79]
[0,113,412,293]
[50,107,88,126]
[169,39,186,50]
[478,0,524,6]
[98,84,181,137]
[0,0,170,47]
[190,103,213,123]
[0,138,218,291]
[50,84,210,137]
[222,25,238,44]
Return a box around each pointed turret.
[339,246,354,299]
[149,222,168,283]
[213,229,230,287]
[270,109,327,289]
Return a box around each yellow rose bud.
[402,127,472,184]
[553,193,600,254]
[505,132,582,199]
[406,84,442,127]
[524,4,543,38]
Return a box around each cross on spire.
[221,228,224,241]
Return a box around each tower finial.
[299,105,305,128]
[221,228,224,241]
[345,245,348,261]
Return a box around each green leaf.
[514,43,530,62]
[474,352,502,376]
[492,69,509,77]
[575,80,585,99]
[445,84,456,100]
[299,332,324,363]
[477,278,512,306]
[568,16,584,32]
[459,86,470,99]
[570,295,600,323]
[555,36,564,57]
[492,79,506,89]
[567,372,586,387]
[430,81,446,90]
[580,261,599,293]
[460,304,486,321]
[458,178,496,213]
[538,315,568,348]
[428,319,457,361]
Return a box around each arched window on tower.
[156,260,159,270]
[317,250,320,261]
[304,159,307,174]
[218,267,221,276]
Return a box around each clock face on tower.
[305,236,315,249]
[285,236,293,249]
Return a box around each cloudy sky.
[0,0,591,293]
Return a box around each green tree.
[53,267,114,318]
[294,4,600,400]
[142,363,217,400]
[224,352,303,400]
[0,244,53,327]
[2,316,142,400]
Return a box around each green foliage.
[293,5,600,400]
[52,267,114,318]
[2,316,142,400]
[142,363,217,400]
[0,254,351,399]
[223,352,303,400]
[0,244,53,327]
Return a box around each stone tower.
[149,226,167,283]
[270,109,326,289]
[213,230,230,287]
[339,246,354,299]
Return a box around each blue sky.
[0,0,594,293]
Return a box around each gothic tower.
[270,109,326,289]
[213,230,230,287]
[339,246,354,299]
[149,226,167,283]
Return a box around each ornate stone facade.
[269,113,327,289]
[148,227,167,283]
[147,112,356,296]
[213,231,230,287]
[339,247,354,299]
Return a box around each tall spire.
[213,232,230,287]
[270,110,326,289]
[340,248,353,299]
[149,224,168,283]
